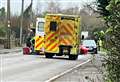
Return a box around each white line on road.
[45,56,93,82]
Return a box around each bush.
[0,25,7,37]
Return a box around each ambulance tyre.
[35,50,40,55]
[69,55,78,60]
[45,53,54,58]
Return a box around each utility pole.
[20,0,24,46]
[7,0,11,49]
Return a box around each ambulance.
[44,14,80,60]
[34,18,45,54]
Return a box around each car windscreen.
[82,40,96,47]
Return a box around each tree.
[0,7,6,22]
[23,2,32,19]
[0,7,5,16]
[46,1,61,14]
[23,0,35,32]
[35,1,43,17]
[62,6,80,15]
[97,0,110,16]
[0,7,6,37]
[0,24,6,37]
[80,6,105,38]
[97,0,120,82]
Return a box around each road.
[0,52,91,82]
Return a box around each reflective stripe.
[48,42,58,51]
[60,21,74,46]
[35,36,44,50]
[46,31,58,41]
[35,40,43,48]
[45,31,59,53]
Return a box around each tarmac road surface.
[0,52,92,82]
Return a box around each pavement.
[0,44,4,49]
[52,52,105,82]
[0,47,22,54]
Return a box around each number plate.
[89,47,93,50]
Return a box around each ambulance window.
[50,21,57,31]
[38,22,44,32]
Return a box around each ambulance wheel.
[45,53,54,58]
[69,55,78,60]
[35,50,40,55]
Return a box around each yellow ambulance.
[44,14,80,60]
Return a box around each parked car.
[80,45,88,54]
[80,40,98,54]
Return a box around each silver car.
[82,40,98,54]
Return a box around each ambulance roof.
[46,14,80,18]
[36,18,45,22]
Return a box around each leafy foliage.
[97,0,120,82]
[23,2,32,19]
[0,7,5,18]
[105,0,120,82]
[97,0,110,16]
[0,24,7,37]
[0,7,6,37]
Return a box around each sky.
[0,0,96,15]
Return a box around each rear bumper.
[88,48,97,54]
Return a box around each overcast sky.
[0,0,96,15]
